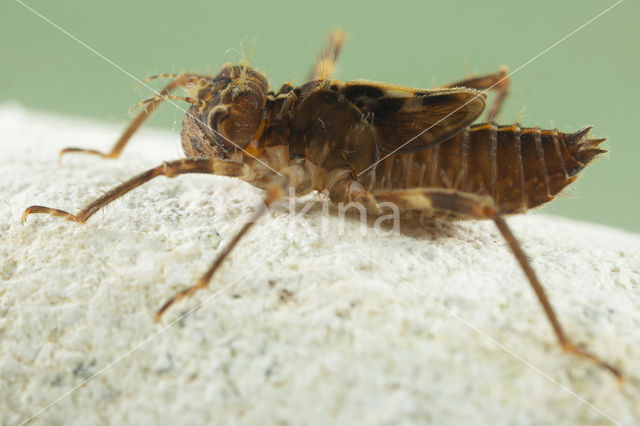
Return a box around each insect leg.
[155,162,313,320]
[306,29,347,81]
[155,183,283,321]
[369,187,621,379]
[22,157,252,225]
[442,66,509,122]
[59,73,208,161]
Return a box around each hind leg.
[442,67,510,122]
[376,187,621,379]
[329,178,621,379]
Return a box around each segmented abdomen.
[370,123,606,214]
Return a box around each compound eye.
[207,105,230,131]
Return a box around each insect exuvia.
[22,30,620,379]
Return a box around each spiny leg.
[442,66,510,122]
[59,73,209,161]
[22,157,251,224]
[306,29,347,81]
[344,185,621,379]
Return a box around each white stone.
[1,104,639,425]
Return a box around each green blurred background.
[2,0,638,232]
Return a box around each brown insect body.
[179,65,605,217]
[372,123,605,214]
[22,31,619,378]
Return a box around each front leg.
[59,73,211,161]
[22,157,253,224]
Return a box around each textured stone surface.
[1,104,639,425]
